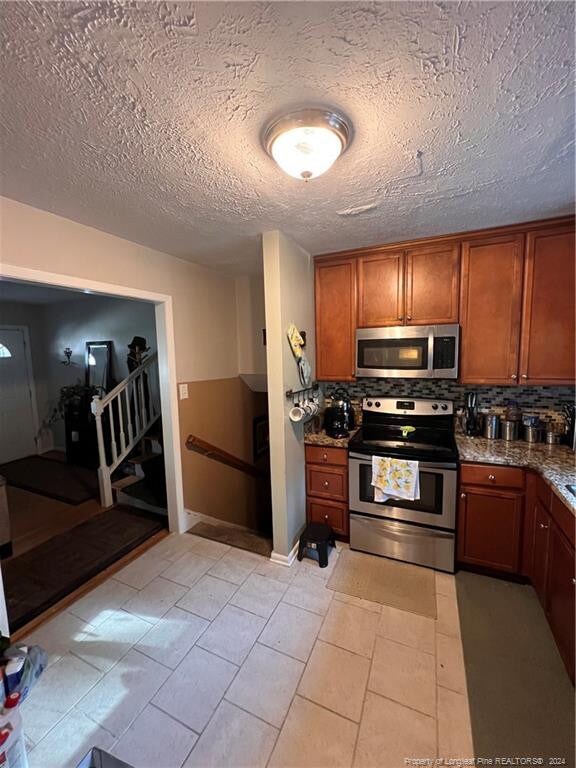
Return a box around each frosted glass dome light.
[263,109,352,181]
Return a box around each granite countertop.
[304,428,358,449]
[456,434,576,514]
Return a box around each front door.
[0,327,37,463]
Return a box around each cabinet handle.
[572,578,576,586]
[521,374,528,379]
[323,481,329,488]
[322,453,328,461]
[397,316,403,321]
[460,492,466,499]
[539,522,549,530]
[511,374,517,380]
[324,514,329,521]
[488,474,496,481]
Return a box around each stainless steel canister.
[545,428,562,445]
[501,420,519,441]
[483,414,500,440]
[523,425,543,443]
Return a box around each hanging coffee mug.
[289,405,305,422]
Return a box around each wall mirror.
[85,340,114,393]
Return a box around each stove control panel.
[362,398,453,416]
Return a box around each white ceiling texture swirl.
[1,1,574,272]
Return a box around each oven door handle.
[348,453,457,471]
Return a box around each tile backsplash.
[321,379,575,426]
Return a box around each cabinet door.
[457,488,523,573]
[546,524,575,682]
[315,259,356,381]
[519,227,575,385]
[531,500,551,607]
[405,243,460,325]
[460,235,524,384]
[307,498,348,537]
[357,252,404,327]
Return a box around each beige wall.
[235,274,266,376]
[179,377,269,530]
[0,197,238,383]
[263,231,315,559]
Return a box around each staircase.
[91,353,162,509]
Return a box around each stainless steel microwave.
[356,324,459,379]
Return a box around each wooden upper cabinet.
[519,227,575,385]
[315,258,356,381]
[357,252,404,327]
[459,234,524,384]
[405,243,460,325]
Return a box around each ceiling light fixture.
[263,108,352,181]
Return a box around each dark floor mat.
[0,455,98,504]
[456,571,575,764]
[188,521,272,558]
[3,506,166,631]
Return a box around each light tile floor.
[22,533,474,768]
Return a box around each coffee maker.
[324,388,355,438]
[463,391,481,436]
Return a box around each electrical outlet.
[179,383,189,400]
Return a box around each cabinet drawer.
[305,445,348,466]
[306,465,347,501]
[307,498,347,535]
[461,463,524,489]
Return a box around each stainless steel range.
[348,397,458,573]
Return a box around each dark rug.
[0,455,98,505]
[188,521,272,558]
[3,506,166,631]
[457,571,575,765]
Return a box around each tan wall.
[179,377,269,530]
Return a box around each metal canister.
[523,425,543,443]
[501,420,519,441]
[483,414,500,440]
[545,428,562,445]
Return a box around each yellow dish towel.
[371,456,420,502]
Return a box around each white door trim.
[0,264,186,536]
[0,324,40,457]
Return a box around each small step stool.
[297,522,336,568]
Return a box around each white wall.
[0,197,239,383]
[263,231,315,560]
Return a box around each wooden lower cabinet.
[531,500,551,607]
[458,462,575,683]
[457,487,523,573]
[546,523,575,682]
[305,445,348,537]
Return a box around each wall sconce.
[62,347,73,366]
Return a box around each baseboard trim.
[270,540,299,567]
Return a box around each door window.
[0,344,11,358]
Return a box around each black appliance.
[324,388,355,439]
[348,397,458,572]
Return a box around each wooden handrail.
[186,435,268,480]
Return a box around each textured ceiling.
[1,1,574,273]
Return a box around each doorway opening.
[0,268,183,633]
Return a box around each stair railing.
[91,352,160,507]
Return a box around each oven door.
[356,326,433,379]
[348,453,457,530]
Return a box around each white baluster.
[92,395,113,508]
[117,393,126,455]
[132,378,141,435]
[138,371,148,429]
[108,400,118,465]
[124,386,134,443]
